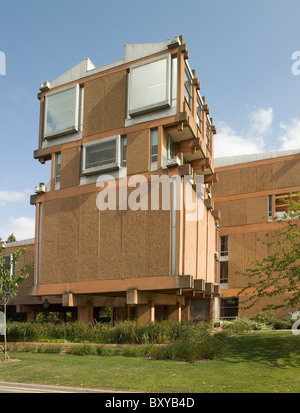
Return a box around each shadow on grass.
[223,331,300,368]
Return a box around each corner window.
[128,55,171,117]
[82,135,121,176]
[206,116,211,152]
[44,84,81,139]
[196,93,203,133]
[184,64,193,108]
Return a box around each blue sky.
[0,0,300,240]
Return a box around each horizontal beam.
[126,290,185,306]
[29,275,194,297]
[62,293,126,308]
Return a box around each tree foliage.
[238,193,300,311]
[6,233,17,243]
[0,244,33,359]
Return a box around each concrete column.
[77,303,93,323]
[167,303,182,322]
[210,298,215,325]
[136,302,155,322]
[26,311,36,323]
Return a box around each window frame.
[184,62,193,109]
[196,92,203,133]
[82,135,121,176]
[3,254,14,277]
[128,54,172,117]
[150,128,159,169]
[43,84,80,140]
[206,115,211,152]
[54,152,61,190]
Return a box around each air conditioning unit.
[166,156,181,168]
[35,182,46,194]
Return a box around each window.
[151,129,158,164]
[220,297,239,319]
[128,55,171,117]
[220,236,228,285]
[3,254,14,276]
[54,153,61,190]
[44,84,81,139]
[206,116,211,152]
[121,136,127,167]
[82,135,120,176]
[275,192,298,219]
[220,261,228,284]
[184,64,192,108]
[220,236,228,257]
[166,135,175,161]
[268,195,273,220]
[196,93,203,133]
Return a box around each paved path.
[0,381,119,393]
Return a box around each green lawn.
[0,331,299,393]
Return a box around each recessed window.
[128,55,171,117]
[151,129,158,164]
[220,236,229,286]
[44,84,81,139]
[220,297,239,319]
[54,153,61,190]
[268,195,273,220]
[166,135,175,161]
[220,236,228,257]
[275,192,298,219]
[82,135,121,176]
[121,136,127,167]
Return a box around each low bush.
[66,345,96,356]
[37,345,62,354]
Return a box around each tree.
[0,245,33,360]
[6,233,16,243]
[238,193,300,312]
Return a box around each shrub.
[37,345,62,354]
[221,318,270,334]
[66,345,96,356]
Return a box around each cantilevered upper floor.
[33,36,217,190]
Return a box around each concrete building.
[213,149,300,318]
[21,36,221,323]
[4,37,299,323]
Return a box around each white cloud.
[278,118,300,150]
[214,107,273,158]
[0,216,35,241]
[214,122,265,158]
[249,107,273,135]
[0,189,31,206]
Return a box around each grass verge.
[0,331,299,393]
